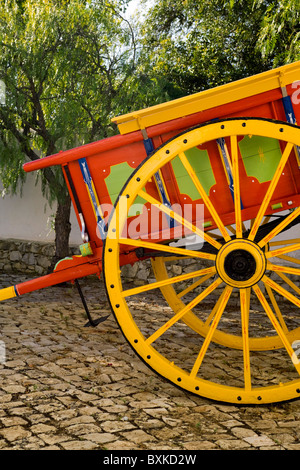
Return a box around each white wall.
[0,173,82,245]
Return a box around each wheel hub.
[216,240,266,288]
[224,249,256,282]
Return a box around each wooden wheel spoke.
[276,254,300,266]
[145,277,223,346]
[226,225,236,235]
[161,256,191,262]
[240,288,251,390]
[178,152,231,242]
[266,243,300,259]
[258,208,300,248]
[203,284,230,327]
[267,261,300,277]
[138,189,222,250]
[118,237,216,261]
[269,238,300,247]
[263,274,300,309]
[190,286,232,378]
[260,210,300,248]
[177,273,214,299]
[276,271,300,297]
[253,283,300,374]
[204,230,223,239]
[122,266,216,297]
[265,283,289,333]
[262,216,272,225]
[249,141,294,242]
[231,135,242,238]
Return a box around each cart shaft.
[0,259,101,302]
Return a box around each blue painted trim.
[79,158,106,240]
[142,138,175,228]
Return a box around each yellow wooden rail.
[112,61,300,135]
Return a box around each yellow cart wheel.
[151,252,300,351]
[103,118,300,404]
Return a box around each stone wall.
[0,238,296,298]
[0,239,213,296]
[0,239,79,276]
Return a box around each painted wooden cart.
[1,61,300,404]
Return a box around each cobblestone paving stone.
[1,274,300,451]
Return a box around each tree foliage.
[0,0,137,193]
[0,0,140,262]
[137,0,299,96]
[137,0,270,95]
[254,0,300,66]
[0,0,299,263]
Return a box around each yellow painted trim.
[0,286,16,302]
[112,61,300,134]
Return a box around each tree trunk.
[48,194,72,273]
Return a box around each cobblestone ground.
[1,274,300,451]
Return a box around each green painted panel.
[105,161,144,205]
[239,136,282,183]
[171,147,215,200]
